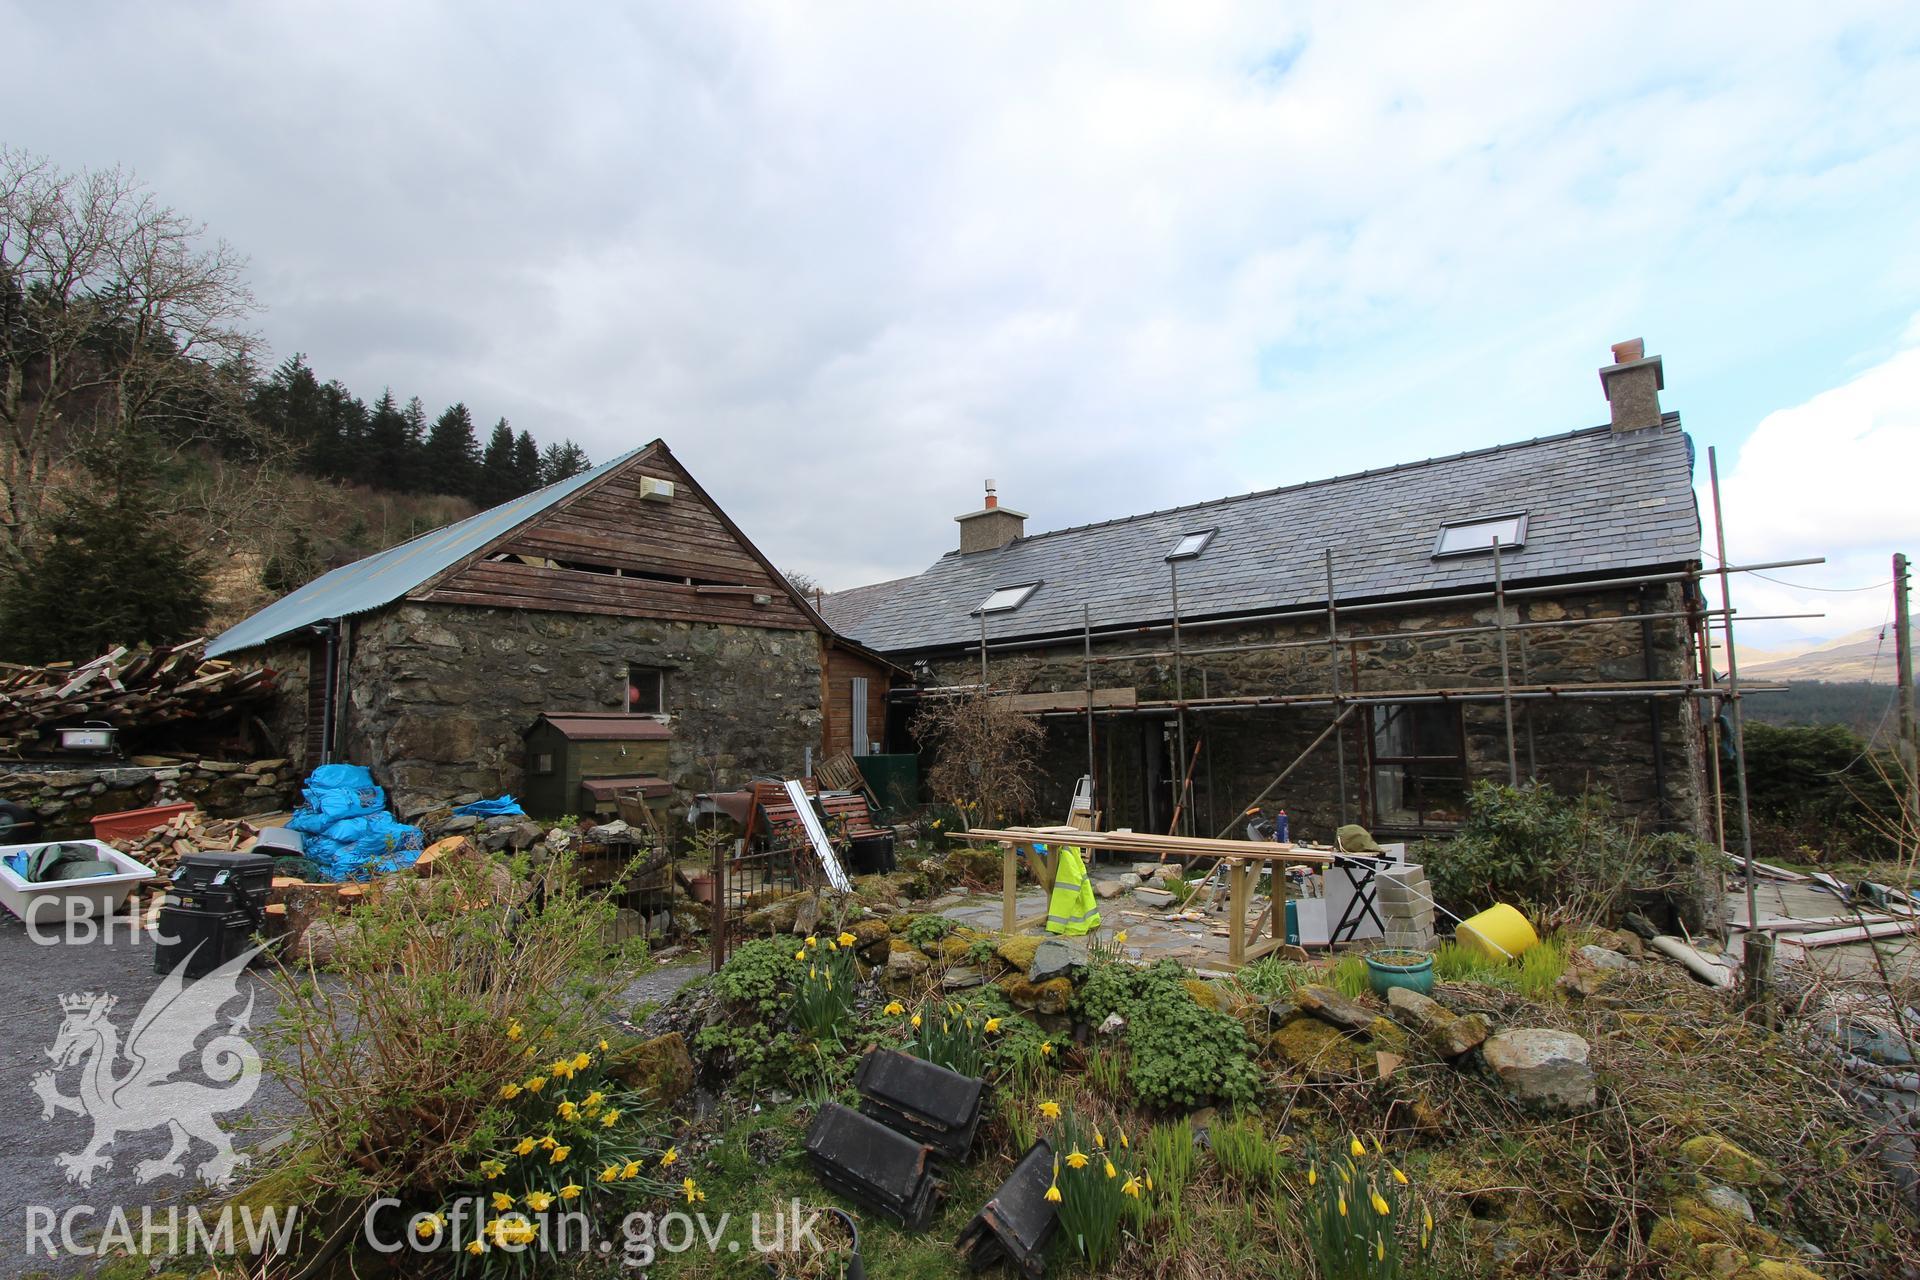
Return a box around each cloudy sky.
[7,1,1918,648]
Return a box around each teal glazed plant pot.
[1365,949,1436,998]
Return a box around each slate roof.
[820,420,1700,654]
[207,449,644,656]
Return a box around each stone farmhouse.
[822,341,1711,845]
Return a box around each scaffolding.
[915,453,1821,886]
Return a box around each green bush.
[1074,959,1259,1109]
[1421,782,1716,930]
[904,914,954,948]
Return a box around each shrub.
[1421,782,1717,930]
[904,914,954,948]
[1742,722,1903,862]
[263,850,647,1210]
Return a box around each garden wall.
[0,758,297,839]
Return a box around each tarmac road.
[0,909,300,1278]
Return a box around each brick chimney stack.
[1599,338,1665,433]
[956,478,1027,554]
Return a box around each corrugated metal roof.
[207,448,644,656]
[820,422,1701,654]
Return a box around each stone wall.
[339,602,824,813]
[0,758,297,839]
[920,581,1705,845]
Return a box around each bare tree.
[911,689,1047,827]
[0,148,282,556]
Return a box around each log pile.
[0,639,276,753]
[108,809,270,879]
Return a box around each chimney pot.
[1599,338,1665,433]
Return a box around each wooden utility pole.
[1896,553,1917,853]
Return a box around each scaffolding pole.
[1707,446,1762,997]
[1492,538,1519,786]
[1083,604,1097,819]
[1170,557,1189,835]
[1325,549,1349,826]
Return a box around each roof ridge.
[972,420,1655,552]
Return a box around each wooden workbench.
[957,826,1336,968]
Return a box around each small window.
[627,665,666,715]
[1166,529,1216,561]
[974,582,1041,614]
[1369,703,1467,829]
[1433,513,1527,558]
[532,752,554,776]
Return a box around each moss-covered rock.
[1269,1015,1408,1080]
[1184,979,1223,1010]
[604,1031,696,1107]
[997,974,1073,1015]
[996,934,1045,972]
[1678,1134,1783,1191]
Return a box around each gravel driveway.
[0,910,300,1278]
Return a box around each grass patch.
[1210,1113,1290,1190]
[1327,953,1370,1000]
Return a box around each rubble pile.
[0,639,275,753]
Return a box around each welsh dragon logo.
[32,947,264,1187]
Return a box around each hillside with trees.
[0,147,592,661]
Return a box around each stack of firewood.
[108,808,270,880]
[0,639,276,753]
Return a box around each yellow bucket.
[1456,903,1538,960]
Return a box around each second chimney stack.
[1599,338,1665,433]
[956,479,1026,554]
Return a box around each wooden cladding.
[822,643,892,758]
[417,447,813,630]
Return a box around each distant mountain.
[1738,625,1901,685]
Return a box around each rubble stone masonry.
[920,581,1704,846]
[337,602,823,812]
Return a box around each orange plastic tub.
[90,802,196,842]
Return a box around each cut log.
[1648,934,1736,988]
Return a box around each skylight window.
[1433,513,1528,558]
[974,582,1041,614]
[1166,529,1217,561]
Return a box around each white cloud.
[4,0,1920,601]
[1705,320,1920,647]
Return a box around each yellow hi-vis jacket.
[1043,844,1101,936]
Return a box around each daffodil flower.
[414,1214,445,1240]
[984,1017,1001,1032]
[500,1082,522,1100]
[507,1020,524,1041]
[795,950,806,961]
[1103,1158,1117,1179]
[838,932,856,947]
[805,935,818,948]
[1114,931,1127,944]
[911,1014,922,1028]
[525,1076,547,1093]
[884,1001,905,1016]
[1039,1041,1054,1057]
[683,1177,705,1204]
[466,1239,486,1256]
[1122,1175,1142,1198]
[514,1137,537,1157]
[1338,1194,1348,1217]
[525,1191,555,1212]
[559,1184,583,1201]
[1371,1190,1391,1216]
[491,1191,514,1211]
[538,1134,558,1150]
[1044,1183,1061,1203]
[1350,1136,1366,1159]
[479,1159,507,1180]
[1392,1166,1408,1185]
[660,1146,679,1167]
[1066,1149,1089,1169]
[1308,1165,1318,1186]
[1375,1236,1387,1262]
[1038,1100,1061,1120]
[558,1101,578,1121]
[573,1052,590,1071]
[601,1109,621,1128]
[622,1161,641,1178]
[599,1164,622,1184]
[550,1145,571,1164]
[1145,1172,1155,1192]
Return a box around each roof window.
[1433,513,1528,558]
[1166,529,1217,561]
[974,582,1042,614]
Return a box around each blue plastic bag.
[452,796,524,817]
